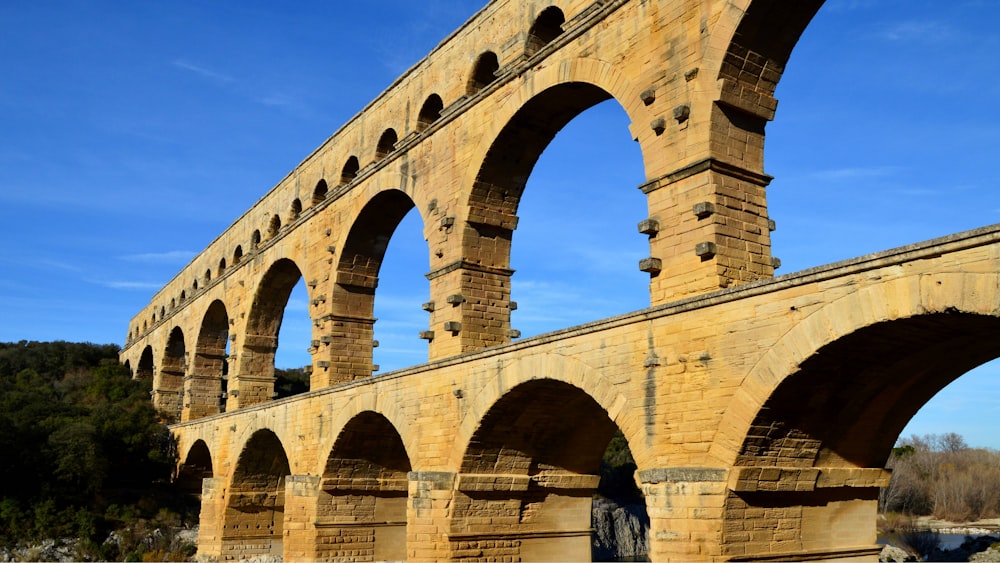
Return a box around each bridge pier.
[640,468,728,561]
[407,471,456,561]
[283,475,321,562]
[425,260,514,360]
[195,477,225,561]
[720,467,888,561]
[643,159,775,305]
[182,373,222,421]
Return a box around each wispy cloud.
[824,0,878,12]
[877,21,955,43]
[807,166,903,180]
[171,60,235,84]
[119,250,196,264]
[90,280,164,291]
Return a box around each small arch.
[136,345,154,381]
[375,128,398,160]
[204,269,212,284]
[526,6,565,56]
[341,156,360,184]
[416,94,444,131]
[180,290,187,301]
[171,298,176,309]
[218,257,227,277]
[289,198,302,222]
[467,51,499,95]
[234,245,244,264]
[251,230,262,249]
[142,320,148,331]
[193,279,199,291]
[268,214,281,238]
[159,306,165,319]
[177,439,213,495]
[312,179,329,205]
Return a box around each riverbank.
[881,517,1000,562]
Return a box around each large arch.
[442,61,649,360]
[184,300,230,421]
[451,378,646,562]
[154,327,186,421]
[714,272,1000,558]
[321,189,425,386]
[135,345,154,381]
[223,429,290,560]
[235,259,309,408]
[314,411,411,562]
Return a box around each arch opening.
[177,440,213,497]
[326,190,425,382]
[728,312,1000,557]
[184,300,229,421]
[155,327,186,421]
[237,259,311,408]
[526,6,565,56]
[375,128,398,160]
[315,412,411,561]
[417,94,444,131]
[136,345,154,381]
[455,379,648,561]
[223,430,290,560]
[467,51,499,95]
[470,83,647,339]
[312,179,328,205]
[341,156,360,184]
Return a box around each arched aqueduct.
[119,0,1000,560]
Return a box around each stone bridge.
[119,0,1000,560]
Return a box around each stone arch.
[449,63,647,354]
[341,156,360,184]
[233,245,243,264]
[452,377,645,561]
[177,439,213,496]
[314,411,411,561]
[289,198,302,222]
[416,93,444,132]
[712,273,1000,559]
[312,179,328,205]
[204,268,211,284]
[251,229,262,249]
[184,299,230,421]
[155,326,186,420]
[525,5,565,56]
[467,51,499,95]
[217,257,226,276]
[223,429,290,560]
[451,353,645,470]
[267,214,281,239]
[323,189,424,385]
[714,272,1000,467]
[237,258,309,407]
[375,128,398,160]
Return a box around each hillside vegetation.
[881,433,1000,522]
[0,341,193,560]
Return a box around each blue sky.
[1,1,999,446]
